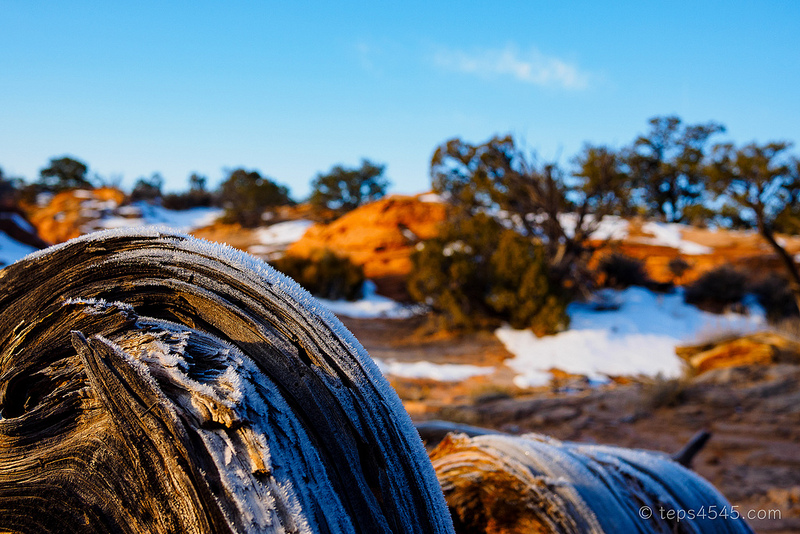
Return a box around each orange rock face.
[26,188,126,244]
[288,200,800,300]
[677,332,800,373]
[590,219,800,285]
[23,188,800,304]
[287,195,448,280]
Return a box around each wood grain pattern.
[0,229,454,534]
[431,433,754,534]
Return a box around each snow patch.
[558,214,630,241]
[72,189,94,199]
[418,192,445,203]
[91,202,223,233]
[117,205,141,216]
[249,220,313,258]
[636,222,712,255]
[255,220,313,246]
[375,360,494,381]
[316,280,424,319]
[498,287,765,388]
[506,213,710,254]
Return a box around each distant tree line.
[2,115,799,330]
[409,116,800,333]
[0,157,391,227]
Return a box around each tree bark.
[0,229,453,534]
[431,433,753,534]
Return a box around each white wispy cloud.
[433,44,590,90]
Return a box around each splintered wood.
[0,229,453,534]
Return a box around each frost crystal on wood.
[431,433,754,533]
[0,228,454,534]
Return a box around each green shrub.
[684,266,748,312]
[219,169,292,227]
[161,173,216,210]
[38,156,93,192]
[749,273,798,321]
[668,256,691,282]
[271,249,364,301]
[130,174,164,202]
[309,159,389,219]
[407,213,569,335]
[161,190,215,210]
[598,253,651,289]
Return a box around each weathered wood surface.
[415,420,508,445]
[431,433,754,534]
[417,420,712,469]
[0,229,454,534]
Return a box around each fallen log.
[415,420,508,446]
[417,421,713,470]
[431,433,753,534]
[0,228,454,534]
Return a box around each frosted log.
[415,420,508,445]
[431,433,753,534]
[0,228,454,534]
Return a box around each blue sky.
[1,1,798,199]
